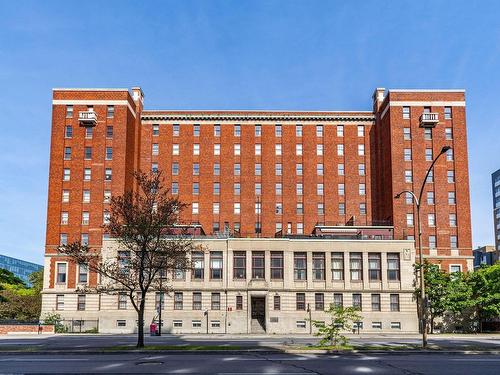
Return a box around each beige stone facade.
[41,237,418,334]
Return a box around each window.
[358,163,365,176]
[296,144,303,155]
[391,322,401,329]
[103,211,110,224]
[368,253,381,281]
[402,106,410,119]
[450,235,458,249]
[450,265,462,273]
[429,235,437,249]
[65,125,73,138]
[61,212,68,225]
[333,293,343,308]
[404,192,412,205]
[428,213,436,227]
[84,147,92,160]
[213,163,220,176]
[371,294,381,311]
[234,222,240,233]
[317,203,324,215]
[270,252,283,279]
[172,320,182,328]
[338,164,345,176]
[317,183,324,196]
[350,253,363,281]
[295,124,302,137]
[171,182,178,194]
[212,202,220,215]
[390,294,400,311]
[315,293,324,311]
[317,144,323,155]
[372,322,382,329]
[212,222,220,233]
[234,124,241,137]
[297,223,303,234]
[275,203,282,214]
[424,128,432,140]
[56,263,67,283]
[352,293,362,310]
[214,144,220,155]
[406,213,414,226]
[212,183,220,196]
[81,211,89,225]
[331,253,344,280]
[448,191,456,205]
[152,124,159,136]
[444,106,452,119]
[105,168,112,181]
[296,163,303,176]
[315,124,323,137]
[210,252,223,279]
[193,144,200,155]
[107,105,114,118]
[105,147,113,160]
[357,125,364,137]
[192,163,200,176]
[56,295,64,310]
[337,144,344,156]
[296,320,307,329]
[192,252,204,280]
[170,124,179,136]
[63,168,71,181]
[404,148,412,161]
[236,295,243,310]
[234,183,240,196]
[274,143,282,156]
[77,295,86,311]
[313,253,325,280]
[387,253,400,281]
[275,163,282,176]
[64,147,71,160]
[233,251,246,279]
[447,170,455,183]
[427,170,434,183]
[62,190,70,203]
[255,144,261,156]
[234,163,241,176]
[252,251,265,279]
[425,148,433,161]
[85,127,93,139]
[234,202,240,214]
[446,148,454,161]
[255,124,261,136]
[339,203,345,215]
[403,127,411,140]
[274,295,281,310]
[294,252,307,280]
[170,162,179,176]
[296,183,303,195]
[214,124,220,136]
[445,128,453,140]
[296,202,303,214]
[255,164,261,176]
[255,202,262,215]
[296,293,306,310]
[275,183,282,195]
[359,183,366,196]
[151,163,158,173]
[192,202,199,214]
[449,213,457,227]
[192,320,202,328]
[66,105,73,118]
[338,183,345,196]
[337,125,344,137]
[275,222,282,233]
[358,144,365,156]
[405,170,412,183]
[172,144,179,155]
[171,292,183,310]
[60,234,67,245]
[211,293,221,310]
[427,191,435,205]
[192,292,202,310]
[193,124,200,137]
[317,163,323,176]
[275,124,282,137]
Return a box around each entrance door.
[251,297,266,333]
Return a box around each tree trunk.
[137,301,145,348]
[430,316,434,334]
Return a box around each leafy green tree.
[0,268,25,286]
[415,262,450,333]
[467,264,500,332]
[29,269,44,293]
[310,305,362,348]
[0,268,43,320]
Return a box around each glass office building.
[493,169,500,253]
[0,254,43,286]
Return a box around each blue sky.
[0,1,498,264]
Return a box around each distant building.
[0,255,43,286]
[493,169,500,255]
[473,246,497,269]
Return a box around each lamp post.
[395,145,451,349]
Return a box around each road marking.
[452,359,500,362]
[0,358,89,362]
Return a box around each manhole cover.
[136,361,164,366]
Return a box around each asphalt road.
[1,334,500,351]
[0,352,500,374]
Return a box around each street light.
[395,145,451,348]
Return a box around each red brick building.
[44,87,472,292]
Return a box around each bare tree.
[59,171,199,347]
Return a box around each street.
[0,352,500,374]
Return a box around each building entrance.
[250,296,266,333]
